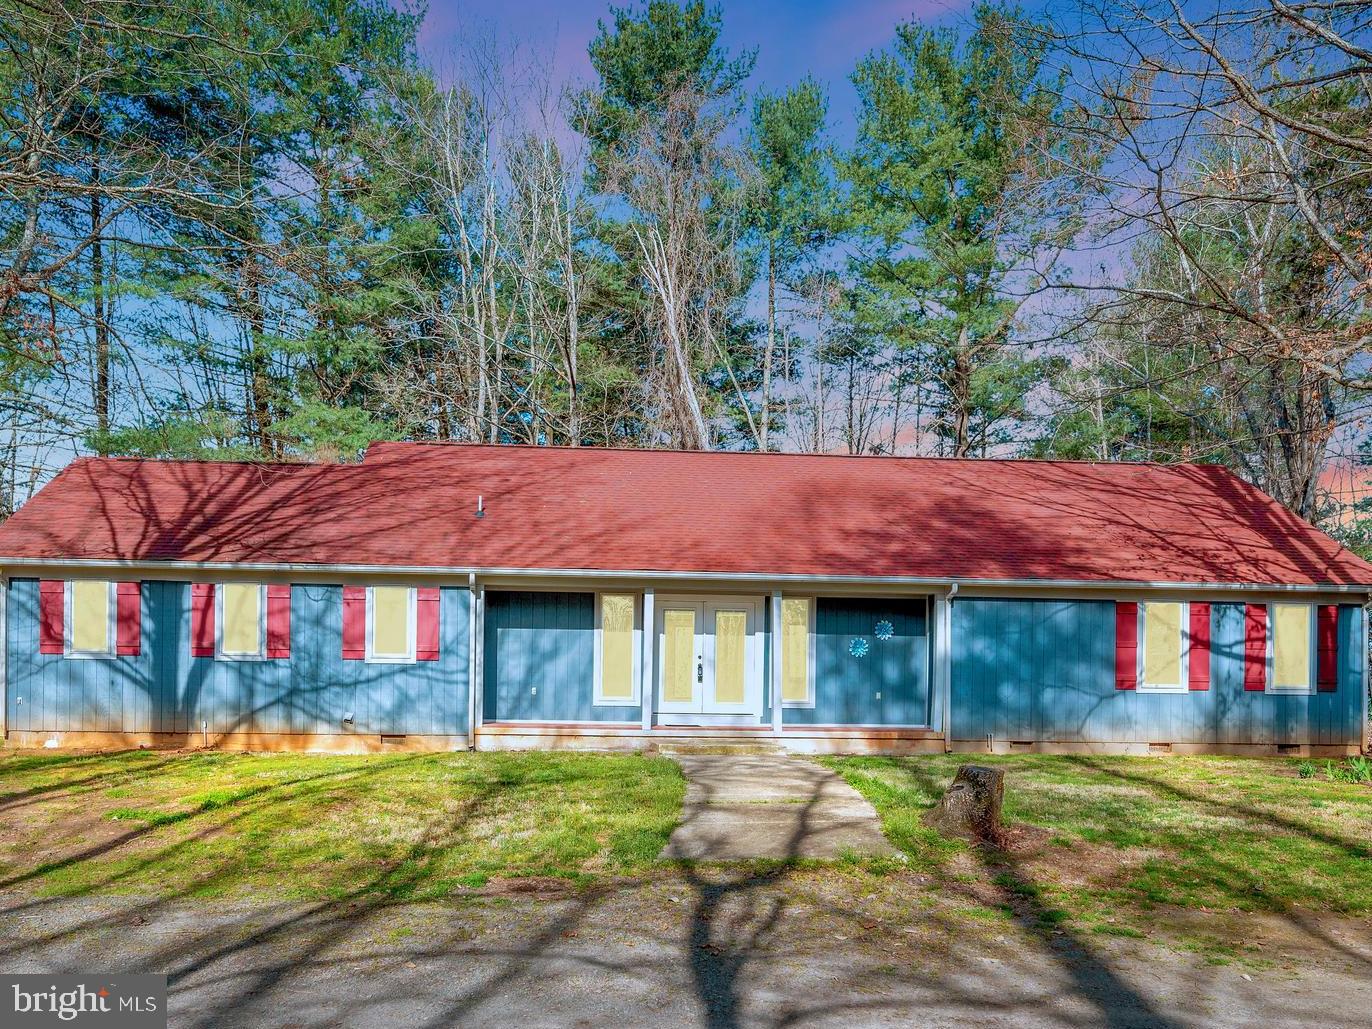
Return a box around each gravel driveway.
[4,872,1370,1028]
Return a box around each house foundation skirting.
[5,728,1359,757]
[950,738,1361,757]
[474,722,946,755]
[3,730,468,754]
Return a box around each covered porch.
[470,581,953,753]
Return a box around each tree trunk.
[243,250,272,456]
[670,329,709,450]
[760,245,775,453]
[923,764,1005,843]
[434,363,452,440]
[563,210,581,446]
[950,325,972,458]
[813,349,824,453]
[90,169,110,453]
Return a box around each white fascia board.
[0,556,1368,596]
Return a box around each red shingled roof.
[0,442,1367,587]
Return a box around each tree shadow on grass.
[0,752,659,1027]
[1062,755,1372,973]
[657,755,1188,1029]
[0,754,427,902]
[875,758,1185,1029]
[1063,756,1371,863]
[1,752,1318,1028]
[0,751,188,814]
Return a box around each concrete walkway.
[660,754,896,860]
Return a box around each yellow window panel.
[1143,602,1183,687]
[1272,604,1311,689]
[71,580,110,653]
[372,587,411,658]
[663,609,696,703]
[782,597,811,703]
[600,594,635,700]
[222,583,262,656]
[714,610,747,705]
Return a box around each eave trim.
[0,555,1367,593]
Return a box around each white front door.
[656,597,763,716]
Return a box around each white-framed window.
[64,580,116,659]
[217,582,267,660]
[1137,600,1189,693]
[594,592,641,705]
[367,586,417,664]
[780,596,816,708]
[1268,602,1315,694]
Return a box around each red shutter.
[191,583,215,657]
[1316,604,1339,692]
[1187,602,1210,691]
[266,584,291,659]
[416,587,440,661]
[1114,602,1138,690]
[1243,603,1267,691]
[116,582,141,656]
[342,586,366,660]
[39,580,64,654]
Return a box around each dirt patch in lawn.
[992,830,1167,892]
[0,806,136,872]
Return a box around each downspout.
[943,581,958,753]
[468,571,478,751]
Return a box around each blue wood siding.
[950,598,1365,745]
[483,591,640,722]
[786,596,931,726]
[5,579,469,736]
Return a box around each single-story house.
[0,442,1367,756]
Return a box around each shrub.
[1346,756,1372,784]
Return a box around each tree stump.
[922,764,1005,844]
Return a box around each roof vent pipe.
[475,495,484,519]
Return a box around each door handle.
[697,660,703,683]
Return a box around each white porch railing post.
[0,577,7,740]
[641,588,655,733]
[934,589,954,752]
[471,580,485,745]
[771,590,783,735]
[466,574,477,749]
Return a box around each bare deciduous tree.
[603,85,754,450]
[1056,0,1372,514]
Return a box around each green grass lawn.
[6,746,1370,946]
[0,749,684,900]
[824,754,1372,922]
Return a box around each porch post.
[466,574,477,747]
[471,580,485,746]
[934,587,954,753]
[1362,597,1370,755]
[641,588,655,732]
[771,590,783,735]
[0,576,7,741]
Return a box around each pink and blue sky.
[415,0,986,134]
